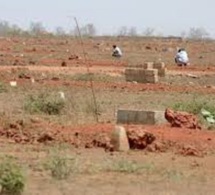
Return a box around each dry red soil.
[1,36,215,157]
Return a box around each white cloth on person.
[175,50,189,65]
[112,47,122,57]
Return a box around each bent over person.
[112,45,122,58]
[175,48,189,66]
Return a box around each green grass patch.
[24,93,65,115]
[0,158,25,195]
[70,73,123,83]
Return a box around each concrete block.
[144,69,158,76]
[111,126,130,152]
[153,62,165,69]
[146,76,158,83]
[117,109,167,125]
[125,68,159,84]
[143,62,154,69]
[158,68,167,77]
[154,111,167,124]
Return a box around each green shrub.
[172,100,215,128]
[0,83,7,93]
[24,93,65,115]
[71,73,122,83]
[107,160,151,174]
[44,155,76,180]
[172,100,215,115]
[0,159,25,195]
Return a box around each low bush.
[24,93,65,115]
[0,159,25,195]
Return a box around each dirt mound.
[1,120,215,156]
[165,108,201,129]
[127,129,156,149]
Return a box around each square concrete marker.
[111,126,130,152]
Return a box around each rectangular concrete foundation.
[117,109,167,125]
[125,68,158,83]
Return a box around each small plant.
[172,99,215,128]
[0,159,25,195]
[44,155,76,180]
[0,82,7,93]
[162,169,184,181]
[24,93,65,115]
[107,160,150,174]
[71,73,122,83]
[172,100,215,116]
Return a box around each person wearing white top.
[112,45,122,58]
[175,48,189,66]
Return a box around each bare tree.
[55,27,66,36]
[117,26,128,36]
[29,22,47,36]
[128,27,138,36]
[188,27,210,40]
[0,21,10,35]
[0,21,23,36]
[84,23,96,36]
[142,27,155,37]
[71,23,97,37]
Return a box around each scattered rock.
[37,132,54,143]
[165,108,201,129]
[61,61,67,67]
[186,74,199,78]
[147,141,168,152]
[178,145,204,157]
[127,129,156,149]
[145,46,152,50]
[68,55,80,60]
[29,60,36,65]
[18,73,31,79]
[89,133,111,150]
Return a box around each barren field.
[0,36,215,195]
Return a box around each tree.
[128,27,138,36]
[188,27,210,40]
[0,21,23,36]
[142,28,155,37]
[29,22,47,36]
[55,27,66,36]
[71,23,97,37]
[0,21,10,35]
[83,23,96,36]
[117,26,128,36]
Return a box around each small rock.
[61,61,67,67]
[186,74,198,78]
[10,81,17,87]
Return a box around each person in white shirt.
[112,45,122,58]
[175,48,189,66]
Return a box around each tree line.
[0,20,211,40]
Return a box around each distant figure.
[112,45,122,58]
[175,48,189,66]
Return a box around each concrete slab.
[117,109,167,125]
